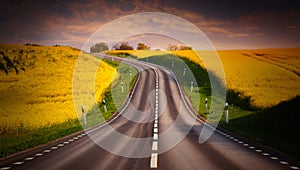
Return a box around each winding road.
[0,55,298,170]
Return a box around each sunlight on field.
[107,49,300,108]
[0,45,116,129]
[174,49,300,108]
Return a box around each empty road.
[0,55,298,170]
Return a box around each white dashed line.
[271,157,279,160]
[262,153,270,156]
[153,128,158,133]
[280,161,289,165]
[25,157,34,161]
[51,146,58,150]
[152,141,158,151]
[150,153,158,168]
[153,133,158,140]
[0,167,11,170]
[13,162,24,165]
[291,166,300,170]
[57,144,64,147]
[43,149,51,153]
[35,153,43,156]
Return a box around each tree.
[179,45,192,50]
[167,44,192,51]
[113,42,133,50]
[0,51,26,74]
[137,43,150,50]
[167,44,178,51]
[90,42,109,53]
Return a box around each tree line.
[90,42,192,53]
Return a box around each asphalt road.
[0,55,298,170]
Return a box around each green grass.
[0,119,82,158]
[139,54,300,158]
[0,59,138,158]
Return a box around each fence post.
[183,68,186,76]
[190,81,193,93]
[225,102,229,124]
[121,82,124,93]
[81,104,87,124]
[205,98,208,113]
[102,99,107,113]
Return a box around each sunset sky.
[1,0,300,49]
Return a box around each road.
[0,55,298,170]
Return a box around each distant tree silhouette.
[113,42,133,50]
[90,42,109,53]
[137,43,150,50]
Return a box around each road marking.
[43,149,51,153]
[57,144,64,147]
[150,153,158,168]
[25,157,34,161]
[255,149,262,152]
[249,146,255,149]
[271,157,278,160]
[35,153,43,156]
[64,141,69,144]
[154,123,158,128]
[0,167,11,170]
[51,146,58,150]
[152,141,158,151]
[153,128,158,133]
[280,161,288,165]
[153,133,158,140]
[291,166,300,169]
[262,153,270,156]
[13,162,24,165]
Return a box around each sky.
[0,0,300,50]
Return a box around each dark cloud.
[0,0,299,49]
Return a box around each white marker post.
[225,102,229,124]
[129,69,132,77]
[171,61,174,67]
[205,98,208,113]
[183,68,186,76]
[190,81,193,93]
[81,104,87,124]
[121,82,124,93]
[102,99,107,113]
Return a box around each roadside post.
[183,68,186,76]
[81,104,87,124]
[171,60,174,67]
[129,69,132,77]
[102,99,107,113]
[190,81,193,93]
[121,82,124,93]
[225,102,229,124]
[205,98,208,113]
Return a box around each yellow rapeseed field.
[170,49,300,108]
[0,45,116,129]
[107,49,300,108]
